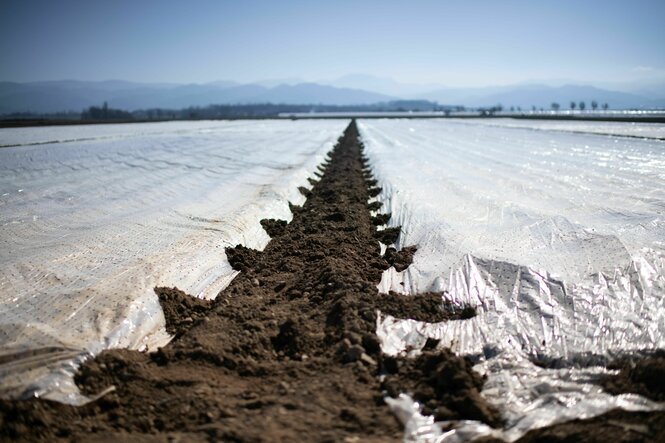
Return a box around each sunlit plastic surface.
[359,118,665,441]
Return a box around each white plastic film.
[0,119,349,404]
[465,117,665,140]
[358,118,665,441]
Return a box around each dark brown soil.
[382,346,504,427]
[0,121,495,442]
[602,351,665,402]
[515,409,665,443]
[156,287,212,339]
[383,246,417,272]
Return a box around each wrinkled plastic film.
[0,119,349,404]
[358,118,665,441]
[463,117,665,140]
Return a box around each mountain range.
[1,76,663,114]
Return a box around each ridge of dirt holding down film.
[515,409,665,443]
[511,358,665,442]
[0,121,494,442]
[602,351,665,402]
[512,342,665,440]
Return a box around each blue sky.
[1,0,664,87]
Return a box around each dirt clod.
[225,244,261,273]
[260,218,288,238]
[383,245,417,272]
[156,286,212,338]
[375,227,401,245]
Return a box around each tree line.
[550,101,609,111]
[490,101,611,115]
[81,102,133,120]
[75,101,458,121]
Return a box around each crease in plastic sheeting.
[0,119,350,404]
[463,117,665,140]
[0,285,170,405]
[386,394,501,443]
[385,389,661,443]
[358,119,665,441]
[376,253,665,441]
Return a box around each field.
[1,118,664,441]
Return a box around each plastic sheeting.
[468,117,665,140]
[0,119,349,404]
[358,119,665,441]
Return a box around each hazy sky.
[1,0,664,87]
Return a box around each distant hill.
[418,84,662,109]
[323,74,664,109]
[324,74,437,96]
[1,78,663,114]
[248,83,395,106]
[0,80,396,114]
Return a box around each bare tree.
[551,102,560,111]
[579,101,586,111]
[570,101,577,110]
[591,100,598,110]
[602,103,609,110]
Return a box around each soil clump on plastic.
[0,121,494,442]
